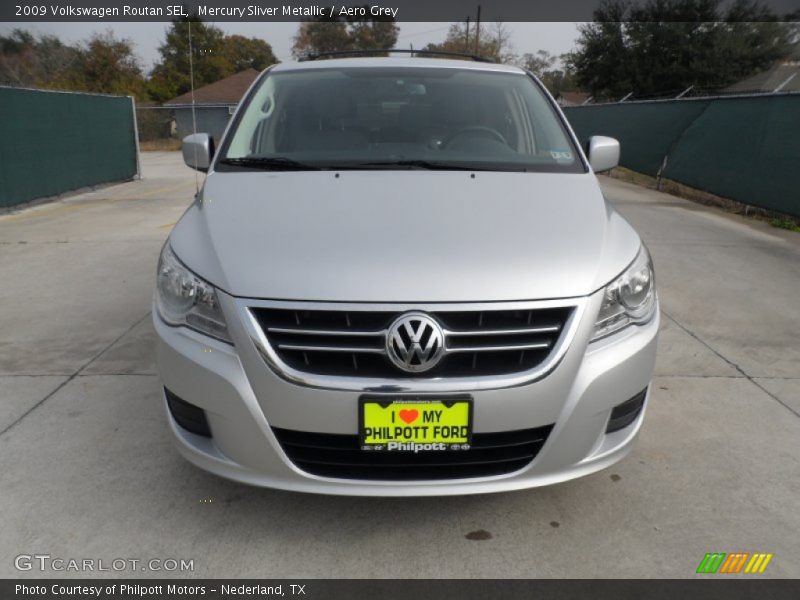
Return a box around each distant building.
[556,91,593,107]
[724,62,800,94]
[164,68,261,141]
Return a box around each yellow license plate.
[359,397,472,451]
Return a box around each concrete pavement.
[1,153,798,578]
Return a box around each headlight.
[591,245,656,342]
[155,244,232,343]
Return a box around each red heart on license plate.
[398,409,419,424]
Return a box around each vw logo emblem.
[386,312,445,373]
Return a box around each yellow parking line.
[112,181,195,201]
[0,181,195,223]
[0,200,94,223]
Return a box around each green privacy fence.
[0,87,138,208]
[563,93,800,217]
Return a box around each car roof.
[271,56,526,75]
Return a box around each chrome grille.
[250,305,575,379]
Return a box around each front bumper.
[154,289,659,496]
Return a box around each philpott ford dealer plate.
[359,397,472,451]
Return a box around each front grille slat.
[284,443,539,465]
[446,342,551,353]
[273,425,553,480]
[295,454,538,468]
[267,327,387,337]
[277,344,386,354]
[253,305,573,379]
[293,462,537,480]
[471,438,549,450]
[445,325,560,336]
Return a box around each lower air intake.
[272,425,553,480]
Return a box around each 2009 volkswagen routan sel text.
[154,56,658,496]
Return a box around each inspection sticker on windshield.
[359,398,472,451]
[550,150,573,161]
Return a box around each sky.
[0,21,582,70]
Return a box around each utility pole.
[474,5,481,55]
[465,16,470,52]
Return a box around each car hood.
[170,170,641,302]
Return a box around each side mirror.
[587,136,620,173]
[182,133,214,172]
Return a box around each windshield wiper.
[356,159,484,171]
[353,160,529,172]
[219,157,526,172]
[218,156,322,171]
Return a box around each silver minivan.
[154,56,658,495]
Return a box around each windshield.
[219,66,583,173]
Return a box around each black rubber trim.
[606,388,648,434]
[165,388,212,438]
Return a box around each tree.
[422,22,516,63]
[222,35,278,72]
[517,50,579,96]
[0,29,80,88]
[2,23,280,101]
[292,14,399,58]
[147,17,229,102]
[292,19,352,57]
[519,50,557,77]
[539,66,579,96]
[65,32,147,97]
[148,17,280,102]
[348,19,401,51]
[0,29,146,98]
[564,0,797,100]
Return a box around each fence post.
[656,156,668,191]
[130,95,141,180]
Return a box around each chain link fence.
[0,86,138,208]
[563,91,800,217]
[135,105,179,151]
